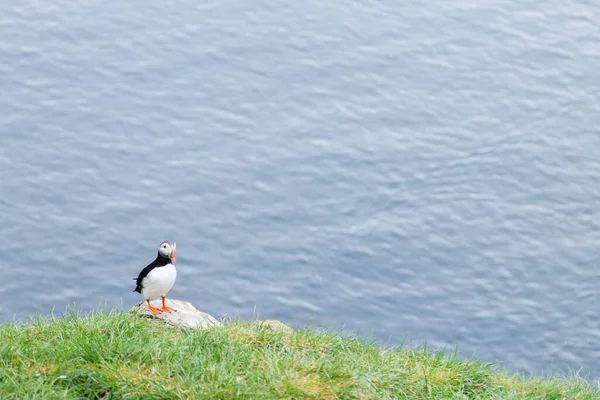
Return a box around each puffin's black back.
[133,252,172,293]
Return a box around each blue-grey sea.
[1,0,600,379]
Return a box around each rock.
[129,299,221,330]
[253,319,293,333]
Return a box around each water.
[1,0,600,379]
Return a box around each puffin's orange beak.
[171,242,176,261]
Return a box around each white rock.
[129,299,221,330]
[252,319,293,333]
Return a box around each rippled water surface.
[2,0,600,378]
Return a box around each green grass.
[0,309,597,399]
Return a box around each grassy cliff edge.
[0,309,597,399]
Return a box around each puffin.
[133,240,178,315]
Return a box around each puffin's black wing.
[133,264,156,293]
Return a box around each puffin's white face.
[158,241,176,261]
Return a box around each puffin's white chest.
[141,263,177,299]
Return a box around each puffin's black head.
[157,240,176,262]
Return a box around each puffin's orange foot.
[161,297,176,313]
[147,300,161,315]
[148,305,162,315]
